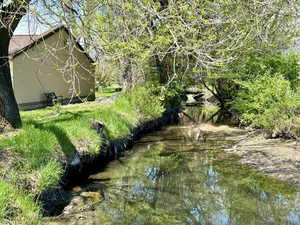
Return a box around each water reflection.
[88,127,300,225]
[47,108,300,225]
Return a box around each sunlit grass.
[0,85,164,224]
[0,181,42,225]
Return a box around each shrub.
[114,84,165,121]
[240,53,300,89]
[206,53,300,108]
[232,74,300,137]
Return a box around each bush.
[206,53,300,109]
[114,84,165,121]
[232,74,300,137]
[240,53,300,89]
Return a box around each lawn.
[0,85,164,225]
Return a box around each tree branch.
[1,0,31,34]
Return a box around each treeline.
[1,0,300,131]
[68,0,299,136]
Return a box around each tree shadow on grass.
[28,120,80,216]
[41,111,89,124]
[29,120,78,158]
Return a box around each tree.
[85,0,299,95]
[0,0,32,128]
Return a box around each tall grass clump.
[0,181,41,225]
[232,74,300,137]
[9,124,59,170]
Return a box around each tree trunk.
[0,28,21,128]
[155,55,168,85]
[122,59,133,91]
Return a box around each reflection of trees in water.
[180,107,218,124]
[97,140,300,225]
[181,107,238,126]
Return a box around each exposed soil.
[225,130,300,187]
[188,123,300,187]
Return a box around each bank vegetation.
[1,0,300,224]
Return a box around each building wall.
[11,29,95,109]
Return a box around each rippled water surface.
[47,111,300,225]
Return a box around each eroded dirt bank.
[40,108,180,216]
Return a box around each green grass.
[96,86,122,98]
[0,181,42,225]
[0,85,164,224]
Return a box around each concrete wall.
[11,29,95,109]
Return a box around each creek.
[46,108,300,225]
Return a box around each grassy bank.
[0,86,164,225]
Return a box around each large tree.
[85,0,299,92]
[0,0,32,128]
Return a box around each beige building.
[9,25,95,110]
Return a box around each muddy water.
[47,110,300,225]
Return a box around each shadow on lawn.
[28,120,80,216]
[29,120,78,158]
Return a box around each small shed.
[9,25,95,110]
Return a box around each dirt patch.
[193,123,300,187]
[195,123,244,133]
[0,148,16,172]
[225,131,300,187]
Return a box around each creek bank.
[40,108,180,216]
[46,121,300,225]
[225,131,300,187]
[175,121,300,188]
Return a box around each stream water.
[47,109,300,225]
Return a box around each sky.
[14,14,52,35]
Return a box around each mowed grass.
[0,86,164,225]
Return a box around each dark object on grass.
[45,92,63,106]
[91,120,105,135]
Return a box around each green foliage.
[160,81,186,108]
[232,74,300,137]
[114,84,165,121]
[239,53,300,89]
[80,0,296,92]
[206,53,300,109]
[36,160,63,193]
